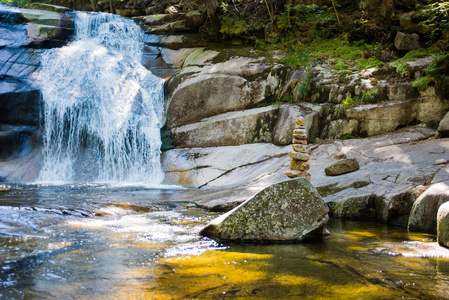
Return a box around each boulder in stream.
[200,178,329,242]
[408,183,449,233]
[437,201,449,248]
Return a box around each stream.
[1,6,449,299]
[1,183,449,299]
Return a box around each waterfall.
[37,12,165,184]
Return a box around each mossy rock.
[201,178,329,243]
[328,195,376,220]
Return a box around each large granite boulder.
[408,183,449,233]
[165,57,289,129]
[200,178,329,242]
[170,106,279,148]
[437,201,449,248]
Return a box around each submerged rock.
[408,183,449,233]
[200,178,329,242]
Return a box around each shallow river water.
[1,184,449,299]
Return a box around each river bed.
[1,184,449,299]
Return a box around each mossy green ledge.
[200,178,329,243]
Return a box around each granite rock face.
[170,106,279,148]
[200,178,329,242]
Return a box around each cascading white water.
[37,12,165,184]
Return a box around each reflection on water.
[1,185,449,299]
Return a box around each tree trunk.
[109,0,115,14]
[90,0,98,11]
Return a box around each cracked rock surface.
[162,126,449,228]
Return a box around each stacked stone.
[285,117,311,180]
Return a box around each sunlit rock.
[165,57,289,129]
[200,178,329,242]
[170,106,279,148]
[325,158,360,176]
[408,183,449,233]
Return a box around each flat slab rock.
[325,158,360,176]
[200,178,329,243]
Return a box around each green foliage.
[403,47,441,60]
[308,38,383,70]
[279,52,311,68]
[334,61,348,70]
[389,47,441,75]
[339,91,381,110]
[355,56,384,69]
[340,133,358,140]
[418,2,449,41]
[411,52,449,90]
[296,71,312,102]
[219,15,249,36]
[389,61,407,74]
[412,75,439,90]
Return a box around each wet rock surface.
[164,127,449,226]
[200,178,329,242]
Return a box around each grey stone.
[408,183,449,233]
[161,143,289,188]
[394,32,419,51]
[437,111,449,137]
[327,193,376,220]
[165,58,288,128]
[437,201,449,247]
[272,105,303,145]
[135,14,183,26]
[28,3,71,13]
[325,158,360,176]
[406,57,434,74]
[185,10,203,28]
[200,178,329,242]
[345,94,449,137]
[0,79,42,125]
[170,106,279,148]
[400,11,429,34]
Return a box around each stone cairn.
[285,117,311,180]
